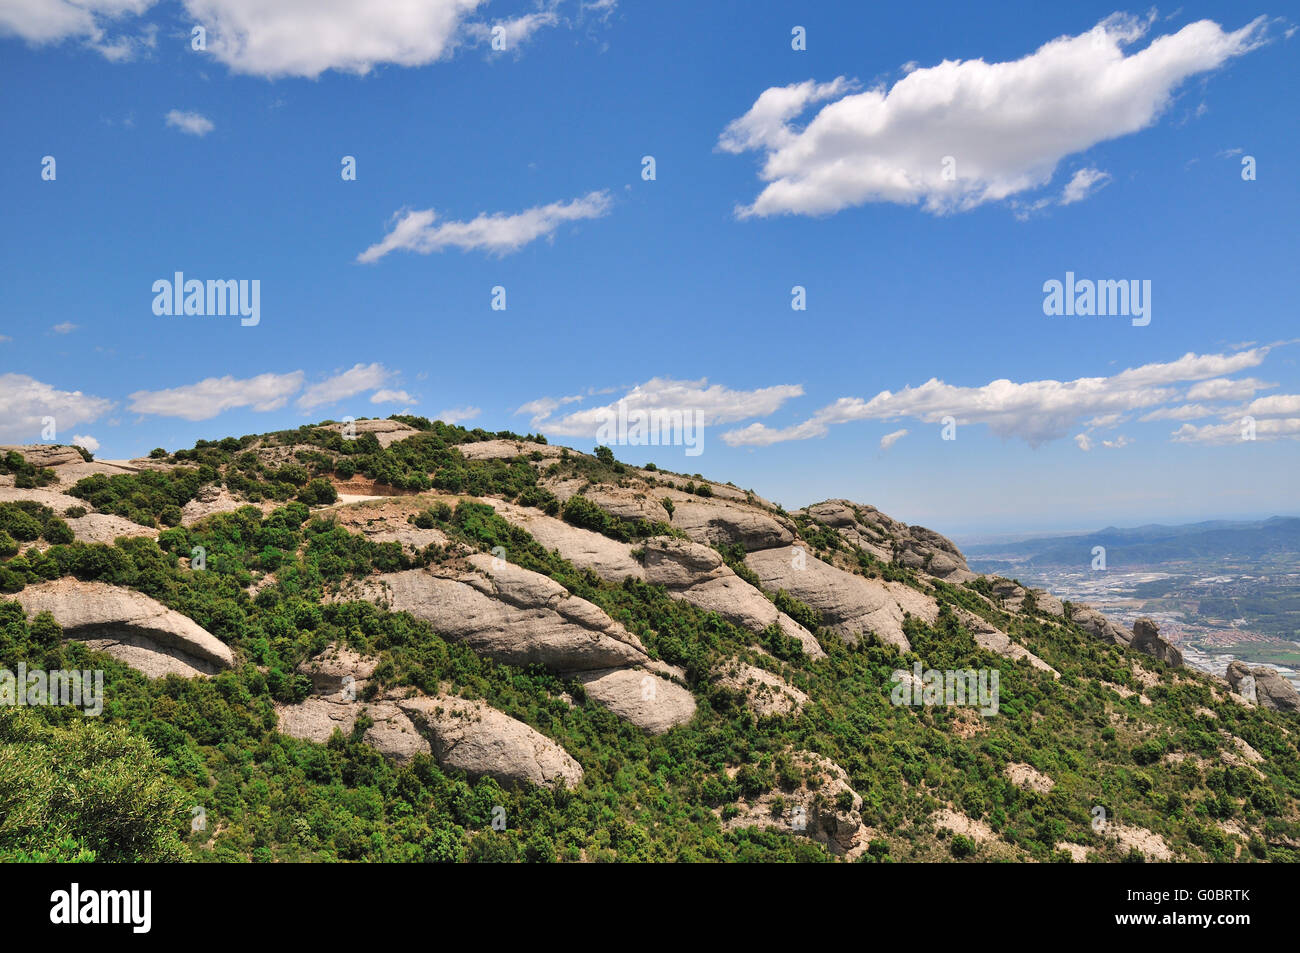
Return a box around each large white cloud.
[720,14,1268,217]
[296,363,395,410]
[0,0,156,57]
[721,348,1273,448]
[357,191,611,261]
[522,377,804,437]
[129,371,304,421]
[0,374,114,443]
[183,0,484,77]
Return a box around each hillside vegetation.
[1,419,1298,863]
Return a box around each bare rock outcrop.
[397,694,584,788]
[1070,604,1134,647]
[458,439,565,462]
[321,418,418,448]
[66,513,159,545]
[277,645,584,786]
[546,483,796,551]
[355,560,649,672]
[492,500,645,582]
[0,444,85,468]
[722,751,868,859]
[954,608,1058,676]
[744,546,938,651]
[712,659,806,716]
[574,667,696,734]
[1227,661,1300,714]
[1130,617,1183,668]
[642,537,824,659]
[13,578,234,678]
[798,500,975,582]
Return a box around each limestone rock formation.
[712,659,807,716]
[744,546,938,651]
[356,562,648,672]
[574,667,697,734]
[722,750,869,859]
[490,502,823,657]
[13,578,234,678]
[65,513,159,545]
[396,694,584,788]
[1070,604,1134,647]
[1227,661,1300,713]
[1130,617,1183,668]
[0,445,86,468]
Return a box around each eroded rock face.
[798,500,974,582]
[277,645,584,787]
[492,500,645,582]
[13,579,234,678]
[954,608,1058,677]
[458,440,565,462]
[321,418,418,448]
[722,751,868,859]
[546,483,795,551]
[712,660,806,717]
[1131,618,1183,668]
[1071,605,1133,647]
[356,562,648,672]
[744,546,938,651]
[0,445,85,468]
[574,668,696,734]
[65,513,158,545]
[1227,661,1300,713]
[642,537,824,659]
[396,695,583,788]
[489,503,824,658]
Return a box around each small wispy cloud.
[357,191,612,262]
[165,109,214,137]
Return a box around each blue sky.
[1,0,1298,535]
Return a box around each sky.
[1,0,1298,536]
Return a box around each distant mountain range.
[964,517,1300,570]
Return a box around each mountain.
[1,419,1298,864]
[964,518,1300,570]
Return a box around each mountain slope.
[1,419,1299,863]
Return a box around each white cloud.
[1138,403,1222,422]
[50,321,78,334]
[464,5,560,51]
[357,191,611,261]
[1172,417,1300,444]
[1074,433,1093,451]
[1242,394,1300,418]
[437,405,481,424]
[1187,376,1269,401]
[721,347,1273,448]
[370,388,415,405]
[720,14,1268,217]
[1102,435,1132,449]
[0,0,156,58]
[72,434,100,453]
[129,371,304,421]
[0,374,114,444]
[181,0,485,78]
[879,428,908,450]
[526,377,804,437]
[297,363,394,411]
[165,109,214,137]
[1059,167,1112,205]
